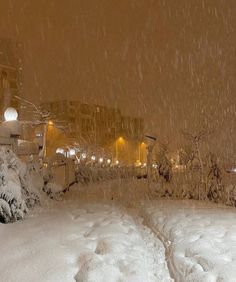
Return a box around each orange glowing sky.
[0,0,235,154]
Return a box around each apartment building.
[41,100,144,164]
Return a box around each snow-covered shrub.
[156,144,172,182]
[43,182,64,200]
[0,149,27,223]
[42,171,65,200]
[224,184,235,206]
[0,147,41,223]
[20,160,42,208]
[206,154,223,202]
[0,199,12,223]
[75,164,136,185]
[76,165,92,184]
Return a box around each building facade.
[0,38,23,119]
[41,100,145,164]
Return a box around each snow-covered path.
[0,183,172,282]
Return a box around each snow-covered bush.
[43,182,64,200]
[153,149,236,209]
[225,184,236,207]
[20,159,42,208]
[42,173,65,200]
[156,144,172,182]
[206,153,223,202]
[75,164,135,185]
[0,147,41,223]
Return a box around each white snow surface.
[0,183,171,282]
[2,178,236,282]
[141,199,236,282]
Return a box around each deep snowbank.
[141,199,236,282]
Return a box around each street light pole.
[144,135,156,190]
[115,138,118,161]
[147,146,152,187]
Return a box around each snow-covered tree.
[14,95,69,158]
[156,143,172,183]
[0,147,41,223]
[206,153,223,202]
[181,127,212,200]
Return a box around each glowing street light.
[1,107,21,151]
[118,137,124,143]
[4,107,18,121]
[3,108,21,137]
[139,141,146,163]
[99,157,104,163]
[69,148,76,156]
[91,155,96,161]
[56,148,65,155]
[81,153,87,159]
[115,136,125,162]
[107,159,111,164]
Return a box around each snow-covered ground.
[0,183,171,282]
[141,199,236,282]
[2,178,236,282]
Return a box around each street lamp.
[69,148,76,157]
[138,141,146,164]
[56,148,65,155]
[81,153,87,159]
[0,108,44,156]
[91,155,96,161]
[1,108,21,150]
[144,134,157,189]
[115,136,124,162]
[4,107,18,121]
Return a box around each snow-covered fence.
[43,153,76,197]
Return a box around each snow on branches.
[0,147,41,223]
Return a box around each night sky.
[0,0,235,157]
